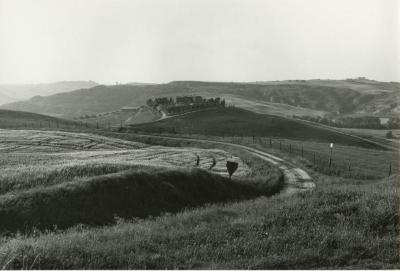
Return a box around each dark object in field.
[195,154,200,166]
[209,157,216,170]
[226,160,239,179]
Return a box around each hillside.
[0,109,78,129]
[0,81,98,105]
[128,107,385,149]
[79,105,162,126]
[1,78,399,119]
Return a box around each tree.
[146,99,154,107]
[386,131,394,139]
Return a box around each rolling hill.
[128,107,385,149]
[0,109,79,129]
[0,81,98,105]
[1,78,399,119]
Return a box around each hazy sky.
[0,0,398,84]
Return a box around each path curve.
[130,133,316,194]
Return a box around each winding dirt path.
[128,133,315,194]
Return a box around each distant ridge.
[0,80,98,105]
[1,78,399,119]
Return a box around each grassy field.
[0,129,263,195]
[0,109,81,129]
[128,107,385,149]
[0,129,282,234]
[0,124,398,268]
[0,166,283,234]
[0,174,397,269]
[164,134,398,179]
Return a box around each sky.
[0,0,398,84]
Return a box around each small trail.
[130,134,315,195]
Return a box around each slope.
[128,107,385,149]
[0,109,78,129]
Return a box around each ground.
[0,120,398,269]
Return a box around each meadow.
[93,130,398,180]
[0,173,397,269]
[0,129,282,234]
[0,114,398,268]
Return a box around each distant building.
[379,117,390,126]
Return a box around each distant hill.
[0,91,17,105]
[1,78,398,119]
[0,81,98,105]
[0,109,78,129]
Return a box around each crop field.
[0,128,285,239]
[0,129,253,195]
[0,127,397,269]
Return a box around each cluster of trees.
[146,95,226,115]
[293,115,400,129]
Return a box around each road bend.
[130,133,316,195]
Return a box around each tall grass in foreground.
[0,167,283,234]
[0,175,397,269]
[0,163,134,195]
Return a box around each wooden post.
[313,152,316,165]
[389,164,392,176]
[329,147,333,168]
[301,145,304,158]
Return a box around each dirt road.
[130,133,315,194]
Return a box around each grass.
[0,174,397,269]
[91,130,398,179]
[0,109,79,129]
[219,135,398,179]
[128,107,385,149]
[1,129,266,195]
[0,166,283,235]
[0,129,282,235]
[0,127,397,269]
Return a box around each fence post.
[313,152,316,165]
[280,141,282,151]
[270,138,272,147]
[301,145,304,158]
[328,143,334,168]
[389,164,392,176]
[289,144,292,153]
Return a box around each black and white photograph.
[0,0,399,269]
